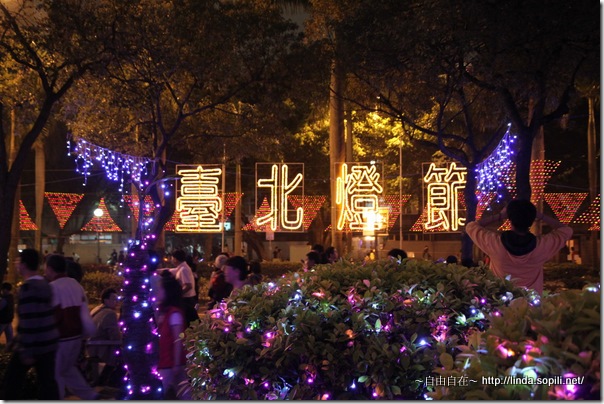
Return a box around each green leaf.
[439,352,454,370]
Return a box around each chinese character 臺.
[176,165,223,232]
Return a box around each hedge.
[429,285,600,400]
[183,259,528,399]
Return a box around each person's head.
[214,254,229,270]
[224,256,249,285]
[1,282,12,294]
[445,255,458,264]
[18,248,40,276]
[325,246,339,263]
[311,244,324,254]
[157,270,182,308]
[387,248,407,262]
[45,253,67,281]
[305,251,321,270]
[171,249,186,264]
[101,287,119,310]
[506,199,537,233]
[66,260,83,283]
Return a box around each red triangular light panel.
[289,195,327,231]
[81,198,122,232]
[46,192,84,229]
[382,194,412,231]
[243,197,272,231]
[544,193,588,224]
[123,194,155,223]
[574,194,600,231]
[20,200,38,230]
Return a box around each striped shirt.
[15,276,59,357]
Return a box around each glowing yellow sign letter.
[176,165,223,232]
[336,163,384,231]
[423,162,466,231]
[256,163,304,231]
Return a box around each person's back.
[4,249,60,400]
[466,199,572,294]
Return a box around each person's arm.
[536,211,566,229]
[476,208,507,227]
[182,282,193,294]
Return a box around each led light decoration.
[409,208,429,232]
[45,192,84,229]
[19,200,38,230]
[475,124,517,202]
[162,210,180,232]
[256,163,304,232]
[457,191,496,221]
[422,162,467,232]
[574,194,600,231]
[475,191,497,220]
[288,195,327,231]
[501,160,561,202]
[222,192,244,223]
[119,246,163,399]
[175,164,224,233]
[381,194,412,231]
[123,194,155,224]
[67,138,152,192]
[335,162,384,231]
[81,198,123,232]
[243,197,273,231]
[544,193,588,224]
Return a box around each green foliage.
[256,261,302,279]
[429,285,600,400]
[184,259,527,399]
[81,270,124,305]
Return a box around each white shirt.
[168,262,196,298]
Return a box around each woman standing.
[156,271,188,399]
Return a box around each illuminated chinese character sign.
[335,162,386,232]
[255,163,304,232]
[422,162,467,232]
[175,164,224,233]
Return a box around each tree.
[0,0,118,279]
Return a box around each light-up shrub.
[184,259,527,399]
[429,285,600,400]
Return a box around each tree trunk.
[0,191,17,282]
[329,55,346,255]
[35,139,45,252]
[515,128,534,200]
[462,164,477,264]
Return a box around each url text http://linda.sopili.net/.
[417,375,585,387]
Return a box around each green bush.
[184,259,528,399]
[429,285,600,400]
[81,271,124,305]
